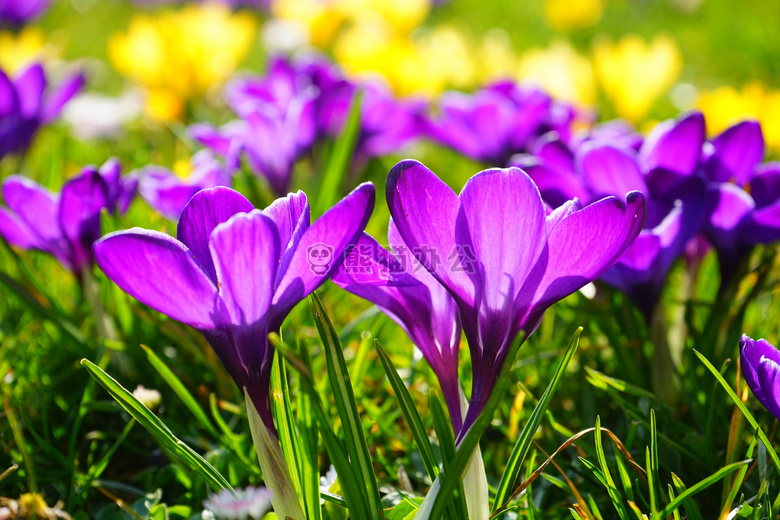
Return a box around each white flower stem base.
[245,389,305,520]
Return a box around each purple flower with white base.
[93,183,374,431]
[137,150,234,220]
[386,160,645,432]
[0,63,84,159]
[94,183,373,519]
[332,220,464,432]
[740,334,780,422]
[203,486,272,520]
[0,159,136,279]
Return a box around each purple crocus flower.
[0,0,49,26]
[93,183,375,431]
[517,112,708,319]
[422,81,576,166]
[740,334,780,422]
[700,121,780,280]
[332,220,464,432]
[0,62,84,159]
[0,159,136,279]
[136,150,234,220]
[386,160,645,431]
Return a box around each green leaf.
[429,392,467,520]
[141,345,220,439]
[270,350,303,500]
[376,341,438,482]
[315,89,363,216]
[658,461,750,517]
[297,339,323,520]
[80,359,233,493]
[493,327,582,512]
[309,292,381,519]
[297,332,371,519]
[595,417,630,520]
[694,349,780,473]
[426,329,528,519]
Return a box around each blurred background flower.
[108,2,257,121]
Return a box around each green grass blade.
[298,339,323,520]
[140,345,219,439]
[694,349,780,473]
[309,292,381,519]
[376,341,438,482]
[595,417,631,520]
[429,391,467,520]
[80,359,233,493]
[271,350,303,500]
[426,330,528,520]
[493,327,582,512]
[658,461,750,517]
[649,409,661,514]
[315,89,363,216]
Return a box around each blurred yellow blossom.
[271,0,344,47]
[0,26,53,74]
[543,0,604,31]
[593,33,683,122]
[517,40,596,106]
[698,82,780,151]
[108,3,256,121]
[334,20,477,97]
[272,0,429,48]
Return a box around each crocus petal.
[0,208,39,248]
[641,112,705,195]
[272,182,375,318]
[387,160,475,305]
[2,175,62,246]
[210,211,280,326]
[59,168,110,272]
[640,111,704,176]
[176,187,255,284]
[42,71,85,123]
[0,70,19,117]
[14,63,46,117]
[706,121,764,185]
[519,192,646,325]
[578,144,647,202]
[704,183,754,237]
[746,200,780,244]
[263,190,309,278]
[751,163,780,208]
[757,356,780,421]
[94,229,223,329]
[458,167,547,319]
[741,334,780,413]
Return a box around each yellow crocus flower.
[517,40,597,107]
[698,82,780,152]
[108,3,256,121]
[271,0,344,48]
[592,33,683,122]
[0,26,52,74]
[543,0,604,31]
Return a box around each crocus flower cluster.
[385,160,645,432]
[0,159,136,279]
[0,62,84,159]
[94,183,374,431]
[740,334,780,422]
[421,80,578,166]
[510,111,780,319]
[136,150,234,220]
[193,54,424,195]
[0,0,49,26]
